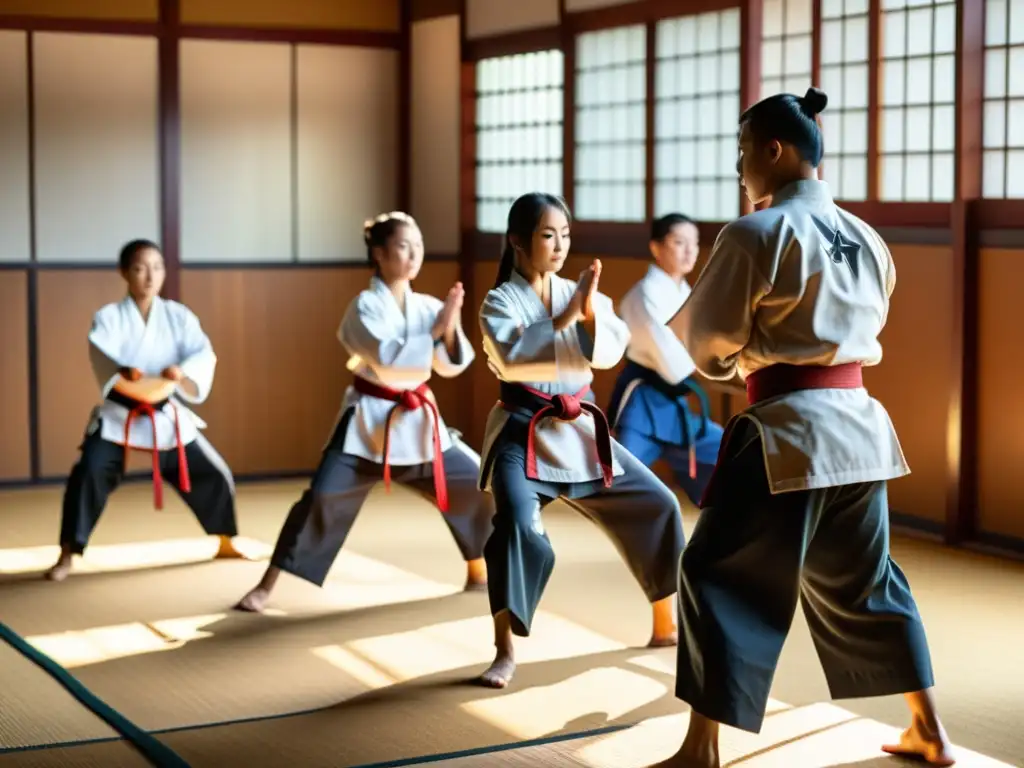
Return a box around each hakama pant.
[608,363,724,504]
[60,424,238,554]
[675,420,936,733]
[485,414,686,637]
[616,417,723,504]
[270,413,494,587]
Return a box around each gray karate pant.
[486,415,686,637]
[271,414,495,587]
[675,421,936,733]
[61,425,237,554]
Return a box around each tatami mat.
[0,641,118,751]
[1,481,1022,767]
[0,741,151,768]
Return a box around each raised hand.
[446,281,465,331]
[580,259,602,321]
[432,281,464,340]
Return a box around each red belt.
[499,383,615,488]
[122,401,190,510]
[699,362,864,508]
[353,376,448,512]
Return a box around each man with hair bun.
[648,88,955,767]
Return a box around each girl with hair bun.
[234,211,494,613]
[476,192,686,689]
[648,87,953,767]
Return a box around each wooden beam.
[946,0,985,545]
[158,0,180,301]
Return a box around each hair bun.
[802,87,828,115]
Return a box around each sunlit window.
[982,0,1024,198]
[818,0,870,200]
[761,0,813,98]
[653,10,742,221]
[475,50,564,234]
[878,0,957,201]
[574,25,647,221]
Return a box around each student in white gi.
[607,213,723,506]
[235,212,493,613]
[648,88,953,767]
[46,239,242,582]
[476,192,686,689]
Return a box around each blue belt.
[606,360,711,477]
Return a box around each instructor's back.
[649,88,954,768]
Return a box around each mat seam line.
[0,622,191,768]
[0,713,634,765]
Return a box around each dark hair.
[651,213,696,243]
[494,192,572,288]
[739,86,828,167]
[118,239,161,272]
[363,211,417,269]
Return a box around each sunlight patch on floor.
[0,536,272,575]
[463,666,667,740]
[573,704,1014,767]
[316,551,462,610]
[23,614,225,669]
[340,611,627,682]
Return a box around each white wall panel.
[0,31,29,263]
[296,44,398,262]
[34,32,159,263]
[181,39,291,263]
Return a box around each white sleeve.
[621,289,696,384]
[175,308,217,404]
[479,289,585,382]
[87,310,124,399]
[668,227,770,381]
[581,292,631,370]
[433,324,475,378]
[339,293,435,385]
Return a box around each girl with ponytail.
[474,192,686,689]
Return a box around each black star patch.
[811,215,861,279]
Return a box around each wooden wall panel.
[0,271,30,480]
[465,0,559,40]
[296,45,399,263]
[411,15,460,253]
[0,30,29,264]
[977,247,1024,541]
[180,40,292,264]
[0,0,157,20]
[179,0,400,32]
[862,244,955,526]
[33,32,160,264]
[180,261,462,476]
[36,270,126,477]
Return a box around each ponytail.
[494,236,515,288]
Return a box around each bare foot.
[234,586,271,613]
[882,724,956,765]
[44,558,73,582]
[464,558,488,592]
[649,594,678,647]
[478,651,516,689]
